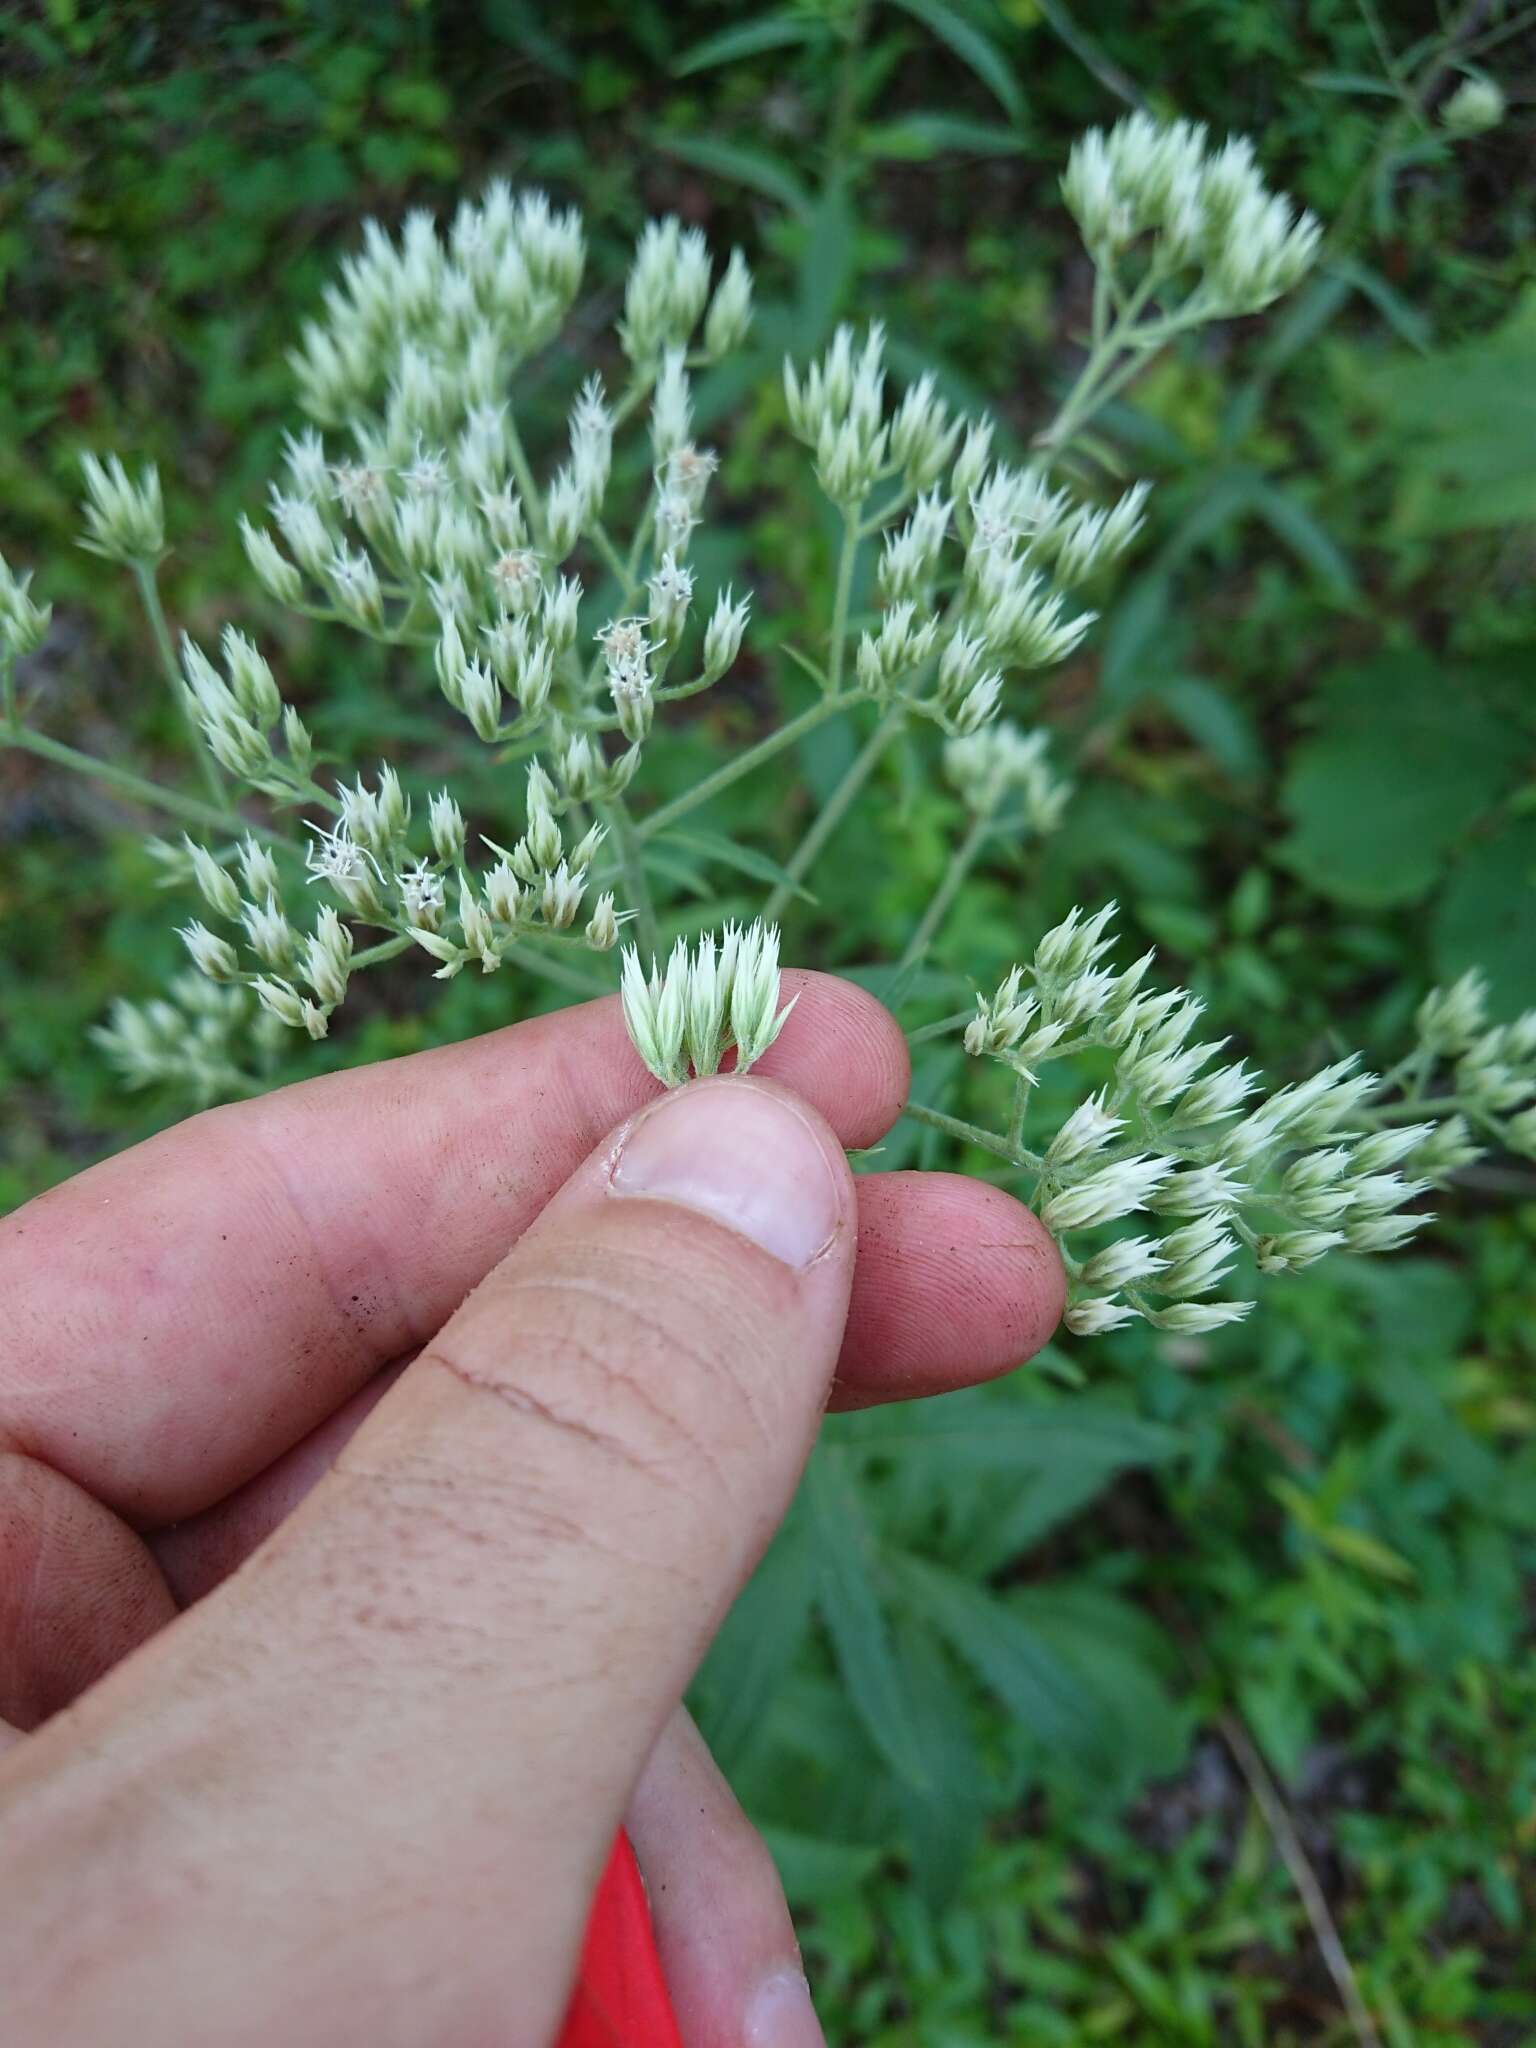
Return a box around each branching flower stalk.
[946,909,1531,1336]
[9,118,1528,1340]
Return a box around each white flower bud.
[1080,1236,1167,1289]
[239,518,304,605]
[429,791,466,861]
[1046,1091,1122,1167]
[251,974,308,1031]
[220,628,282,729]
[1256,1230,1346,1275]
[1145,1300,1253,1334]
[183,838,242,920]
[703,249,754,357]
[651,347,693,463]
[79,453,165,564]
[241,893,296,968]
[459,656,504,742]
[1041,1154,1176,1233]
[483,860,523,925]
[543,574,582,651]
[702,588,750,681]
[301,905,354,1007]
[177,920,240,982]
[1065,1296,1139,1336]
[540,860,585,929]
[647,552,695,644]
[585,891,619,952]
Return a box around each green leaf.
[887,0,1025,123]
[1155,676,1264,779]
[1331,255,1433,351]
[805,1454,932,1790]
[759,1827,883,1905]
[1278,653,1515,907]
[1302,69,1405,98]
[1244,478,1356,596]
[1432,818,1536,1011]
[841,1393,1187,1471]
[888,1617,990,1907]
[1099,572,1174,710]
[653,133,812,221]
[653,827,816,904]
[899,1555,1091,1755]
[863,113,1026,160]
[794,179,857,344]
[672,15,815,74]
[694,1503,817,1770]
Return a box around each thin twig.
[1216,1707,1384,2048]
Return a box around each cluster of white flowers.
[4,123,1425,1195]
[91,973,285,1103]
[620,921,793,1089]
[943,722,1071,832]
[78,454,166,568]
[784,323,1151,738]
[180,627,314,797]
[1062,114,1323,312]
[161,753,621,1042]
[964,906,1530,1339]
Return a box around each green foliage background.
[4,1,1536,2038]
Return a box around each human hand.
[0,972,1062,2045]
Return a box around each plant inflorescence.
[4,115,1528,1341]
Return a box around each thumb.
[2,1076,857,2048]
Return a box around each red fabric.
[555,1830,683,2048]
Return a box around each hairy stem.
[637,691,859,841]
[2,722,281,843]
[602,794,659,957]
[762,699,906,922]
[903,1099,1043,1173]
[826,509,861,697]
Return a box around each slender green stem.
[762,699,906,922]
[1007,1072,1034,1152]
[133,561,228,809]
[826,510,861,697]
[903,1100,1043,1172]
[351,934,413,971]
[1,650,16,730]
[602,794,658,958]
[906,1007,976,1046]
[2,723,282,842]
[1035,266,1172,458]
[889,803,994,990]
[504,410,545,546]
[637,692,859,841]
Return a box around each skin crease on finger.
[0,977,1062,1730]
[0,991,1064,2046]
[0,1077,867,2045]
[0,973,911,1528]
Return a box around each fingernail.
[745,1969,824,2048]
[610,1079,840,1269]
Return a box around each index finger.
[0,972,908,1526]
